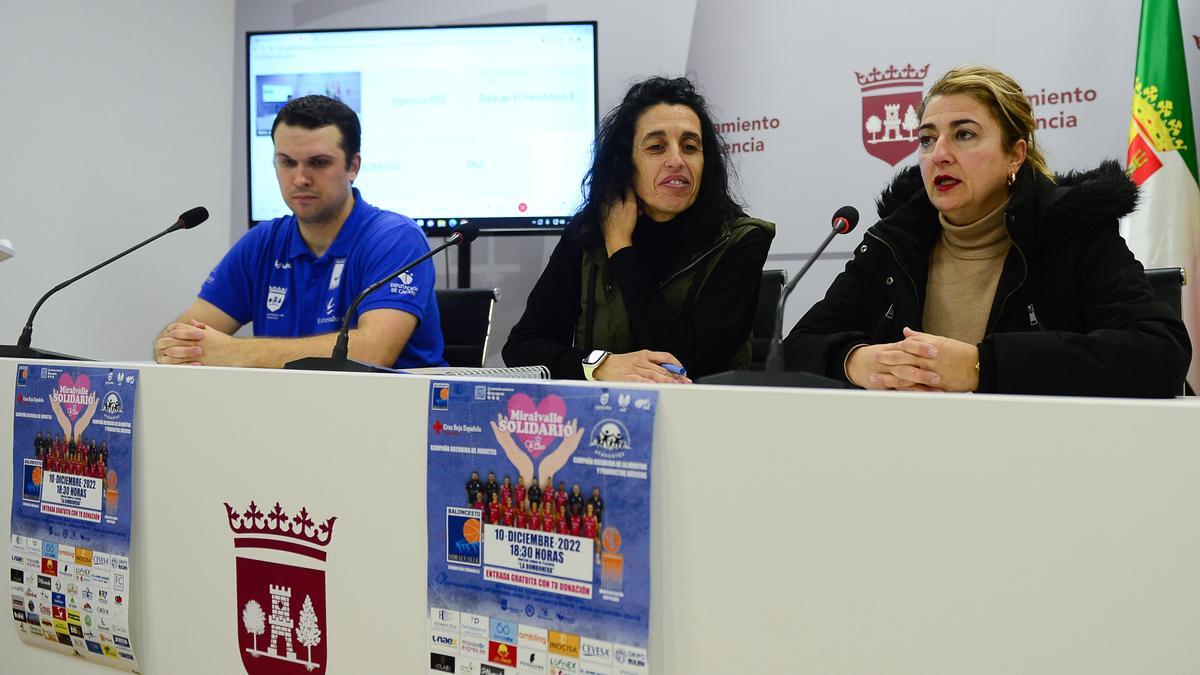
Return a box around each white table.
[3,358,1199,673]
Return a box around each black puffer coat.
[783,161,1191,397]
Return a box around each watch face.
[585,349,607,365]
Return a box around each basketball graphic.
[602,526,621,554]
[462,517,481,544]
[446,507,482,566]
[600,526,625,596]
[105,469,120,510]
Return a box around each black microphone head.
[176,206,209,230]
[453,223,480,245]
[831,205,859,234]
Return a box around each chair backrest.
[436,288,500,367]
[1145,266,1187,319]
[750,269,787,370]
[1143,267,1191,396]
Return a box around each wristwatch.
[581,349,609,382]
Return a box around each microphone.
[1,207,209,360]
[168,206,209,232]
[764,205,859,372]
[284,224,479,372]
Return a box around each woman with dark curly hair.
[503,76,774,382]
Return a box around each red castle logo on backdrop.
[857,63,930,166]
[226,501,337,674]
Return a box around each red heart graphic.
[506,393,567,458]
[55,373,91,421]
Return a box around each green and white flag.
[1124,0,1200,389]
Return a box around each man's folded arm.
[155,300,416,369]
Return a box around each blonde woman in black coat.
[784,65,1189,397]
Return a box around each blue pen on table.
[661,363,687,377]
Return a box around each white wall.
[233,0,698,365]
[0,1,236,361]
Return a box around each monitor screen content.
[247,22,597,235]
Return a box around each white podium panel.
[2,358,1199,674]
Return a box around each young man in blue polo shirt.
[154,95,444,369]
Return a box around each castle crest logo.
[225,501,337,674]
[857,63,930,166]
[1127,75,1185,186]
[266,286,287,313]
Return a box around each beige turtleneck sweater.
[922,201,1011,344]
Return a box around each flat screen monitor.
[247,22,597,235]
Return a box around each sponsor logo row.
[431,650,647,675]
[430,607,646,673]
[10,535,134,659]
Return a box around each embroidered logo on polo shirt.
[317,297,340,325]
[390,272,418,296]
[266,286,287,313]
[329,259,346,290]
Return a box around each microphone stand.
[762,224,845,372]
[0,208,208,360]
[285,226,477,373]
[698,208,858,388]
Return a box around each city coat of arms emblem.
[225,501,336,674]
[857,63,930,166]
[266,286,287,313]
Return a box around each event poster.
[427,380,655,675]
[9,364,140,671]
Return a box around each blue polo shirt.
[199,189,445,369]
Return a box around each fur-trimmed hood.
[874,160,1139,234]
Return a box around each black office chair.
[750,269,787,370]
[1145,266,1187,319]
[1144,266,1190,395]
[436,288,500,367]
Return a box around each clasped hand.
[846,327,979,392]
[154,319,237,366]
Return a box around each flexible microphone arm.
[764,206,859,372]
[328,224,479,362]
[16,207,209,352]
